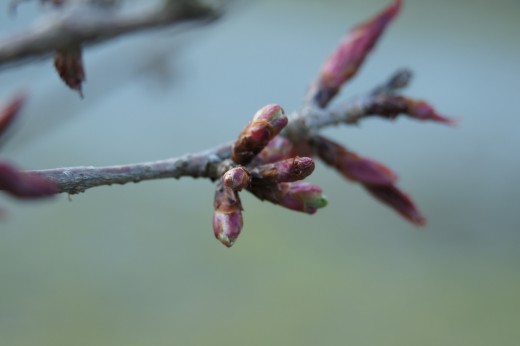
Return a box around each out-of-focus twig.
[0,0,221,67]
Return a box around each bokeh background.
[0,0,519,345]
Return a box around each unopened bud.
[312,135,397,185]
[251,157,315,183]
[213,181,243,247]
[251,182,328,215]
[365,95,456,126]
[251,136,295,165]
[222,167,250,191]
[364,184,426,226]
[0,93,26,140]
[310,0,402,107]
[232,104,288,165]
[404,98,457,125]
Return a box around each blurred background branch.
[0,0,221,68]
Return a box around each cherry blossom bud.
[0,93,25,140]
[311,0,402,107]
[364,184,426,226]
[404,98,457,125]
[222,167,250,191]
[213,181,243,247]
[365,95,456,125]
[54,46,85,97]
[232,104,288,165]
[251,136,296,165]
[312,135,397,185]
[251,182,328,214]
[0,162,58,199]
[251,157,315,183]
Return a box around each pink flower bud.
[251,157,315,183]
[404,98,457,125]
[365,95,457,125]
[213,210,243,248]
[310,0,402,107]
[222,167,250,191]
[54,47,85,97]
[232,104,288,165]
[251,136,296,165]
[0,93,25,140]
[213,181,243,247]
[364,184,426,226]
[0,161,58,199]
[251,182,328,215]
[312,135,397,185]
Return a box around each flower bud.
[404,98,457,125]
[251,157,315,184]
[0,162,58,199]
[251,182,328,214]
[251,136,295,165]
[222,167,250,191]
[310,0,402,107]
[365,95,456,125]
[213,181,243,247]
[232,104,288,165]
[54,47,85,97]
[364,184,426,226]
[312,135,397,185]
[0,93,25,140]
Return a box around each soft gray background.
[0,0,519,345]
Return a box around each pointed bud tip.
[410,210,427,226]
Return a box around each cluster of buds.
[213,104,327,247]
[213,0,457,246]
[294,0,456,226]
[0,94,58,213]
[310,135,426,225]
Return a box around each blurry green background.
[0,0,519,345]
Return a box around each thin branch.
[285,69,413,139]
[0,0,221,67]
[30,143,234,194]
[25,71,408,195]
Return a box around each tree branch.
[26,71,409,195]
[284,69,413,139]
[0,0,221,67]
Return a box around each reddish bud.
[0,161,58,199]
[54,47,85,97]
[251,136,296,165]
[251,182,328,214]
[251,157,315,183]
[232,104,288,165]
[364,184,426,226]
[311,0,402,107]
[312,135,397,185]
[365,95,456,125]
[213,181,243,247]
[0,93,25,140]
[222,167,250,191]
[404,98,457,125]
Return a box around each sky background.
[0,0,519,345]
